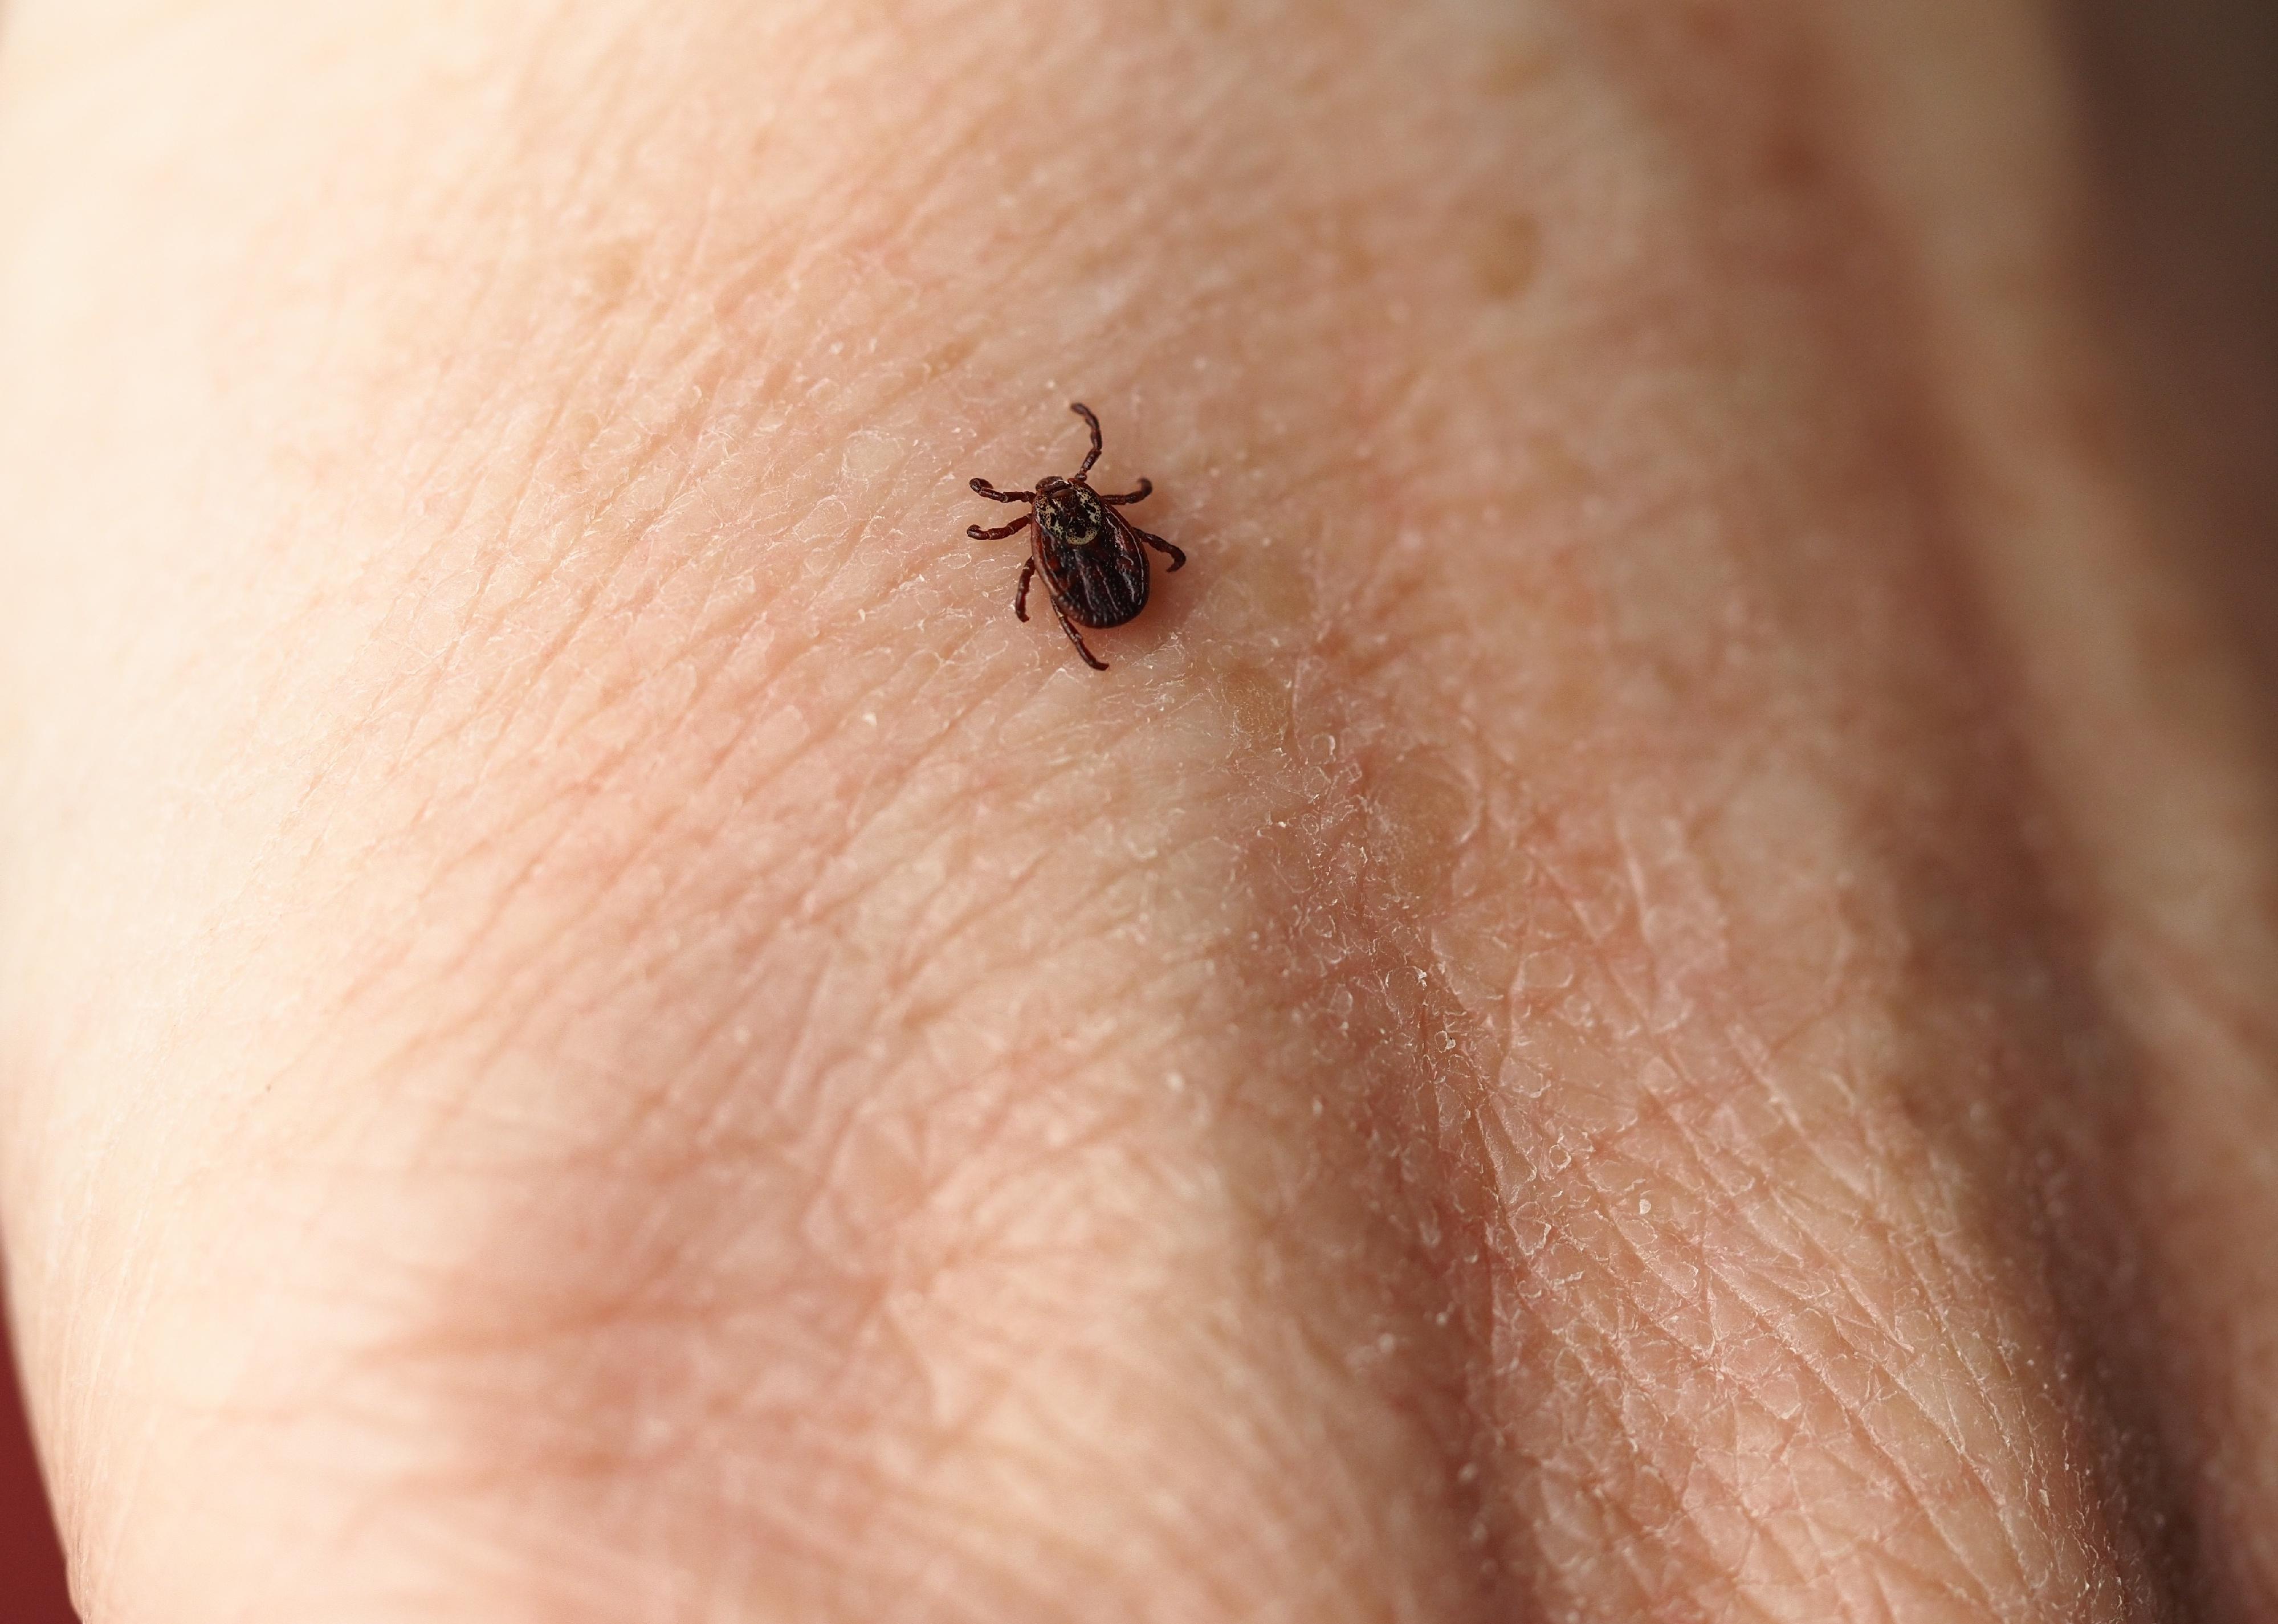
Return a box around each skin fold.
[0,1,2273,1619]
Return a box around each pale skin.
[1,1,2276,1620]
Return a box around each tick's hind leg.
[1053,598,1109,671]
[1127,521,1187,572]
[1013,557,1036,621]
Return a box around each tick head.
[1034,480,1106,546]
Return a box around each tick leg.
[968,512,1034,542]
[1014,557,1036,621]
[970,477,1035,503]
[1069,402,1103,480]
[1100,478,1152,506]
[1054,599,1109,671]
[1129,524,1187,572]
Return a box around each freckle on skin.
[1474,212,1543,302]
[1523,432,1594,503]
[923,336,976,378]
[576,236,643,307]
[1478,36,1555,97]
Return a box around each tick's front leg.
[1069,402,1103,480]
[1100,478,1152,507]
[969,513,1034,542]
[969,478,1034,504]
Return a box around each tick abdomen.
[1045,527,1150,628]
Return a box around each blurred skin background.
[0,3,2269,1622]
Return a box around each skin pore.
[1,1,2274,1620]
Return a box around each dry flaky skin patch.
[0,0,2274,1621]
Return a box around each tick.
[967,401,1187,671]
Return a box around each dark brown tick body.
[966,402,1187,671]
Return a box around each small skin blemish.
[1370,750,1478,900]
[1473,211,1543,302]
[1217,661,1294,748]
[924,336,977,378]
[1479,36,1555,98]
[839,430,899,486]
[576,236,645,308]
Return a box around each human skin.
[1,0,2275,1619]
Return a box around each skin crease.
[0,1,2273,1621]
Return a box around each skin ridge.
[0,2,2273,1621]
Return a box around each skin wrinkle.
[1197,685,1528,1613]
[267,22,618,652]
[1494,815,2050,1576]
[1576,3,2178,1613]
[2059,0,2278,711]
[304,75,864,860]
[351,793,1248,1594]
[832,1355,1268,1619]
[0,1,2267,1622]
[1810,4,2274,1615]
[1567,1235,1982,1610]
[312,350,1025,1102]
[231,462,793,1119]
